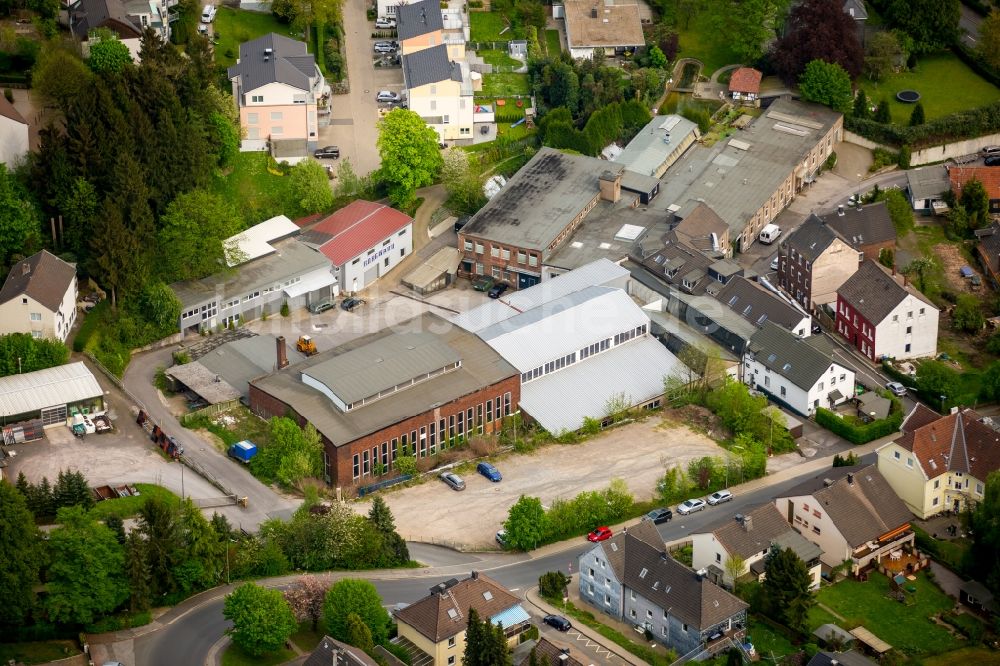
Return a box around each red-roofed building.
[950,166,1000,215]
[729,67,762,104]
[301,200,414,293]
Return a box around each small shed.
[401,246,461,295]
[813,623,855,649]
[508,40,528,57]
[849,626,892,655]
[960,580,998,616]
[855,391,890,422]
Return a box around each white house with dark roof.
[68,0,169,58]
[0,250,77,342]
[0,96,28,166]
[906,165,950,215]
[227,33,330,156]
[402,44,473,143]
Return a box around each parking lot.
[353,416,733,550]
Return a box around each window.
[905,344,911,353]
[430,100,437,111]
[502,249,510,261]
[894,451,901,460]
[812,525,821,535]
[589,567,594,577]
[475,243,484,254]
[662,627,667,637]
[448,637,456,648]
[270,111,283,120]
[907,457,913,468]
[682,624,688,632]
[933,497,939,506]
[818,382,824,391]
[517,251,527,264]
[251,95,263,103]
[529,254,538,267]
[464,240,473,251]
[604,594,611,605]
[977,483,984,495]
[629,609,636,619]
[352,454,360,479]
[448,658,455,665]
[29,312,41,321]
[247,112,259,124]
[491,247,499,258]
[646,610,653,619]
[715,553,721,562]
[780,386,786,397]
[920,308,925,315]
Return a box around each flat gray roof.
[544,203,660,272]
[613,114,699,177]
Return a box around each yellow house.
[402,45,474,142]
[0,250,77,343]
[877,405,998,519]
[393,572,531,666]
[396,0,465,60]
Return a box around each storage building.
[0,362,104,427]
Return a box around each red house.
[729,68,762,104]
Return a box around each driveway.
[351,417,734,550]
[316,0,404,177]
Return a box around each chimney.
[951,406,959,415]
[21,262,30,276]
[847,473,854,485]
[742,515,753,532]
[276,336,289,369]
[471,570,479,579]
[591,5,597,17]
[837,205,844,217]
[599,169,622,203]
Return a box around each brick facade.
[835,294,877,361]
[249,374,520,494]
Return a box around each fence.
[180,399,241,426]
[357,474,413,496]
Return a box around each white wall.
[773,495,851,568]
[409,91,474,141]
[340,223,414,293]
[0,116,28,167]
[743,357,853,416]
[874,295,938,360]
[0,278,76,343]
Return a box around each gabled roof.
[950,166,1000,201]
[703,503,821,561]
[631,225,718,296]
[0,362,103,418]
[402,44,460,89]
[785,214,838,262]
[563,0,644,49]
[746,321,841,391]
[227,33,316,94]
[519,638,586,666]
[69,0,142,39]
[837,260,937,325]
[821,201,896,250]
[842,0,868,20]
[716,276,806,331]
[299,200,413,266]
[975,222,1000,274]
[728,68,762,94]
[0,95,27,125]
[894,407,1000,482]
[780,465,912,548]
[302,636,379,666]
[396,0,444,40]
[394,572,521,642]
[672,203,728,253]
[0,250,76,312]
[906,165,950,202]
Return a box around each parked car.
[439,472,465,491]
[770,256,779,271]
[981,145,1000,156]
[477,461,502,482]
[167,436,184,456]
[985,155,1000,167]
[473,277,495,292]
[488,282,509,299]
[310,300,335,314]
[376,90,401,103]
[341,297,366,312]
[885,381,907,396]
[314,146,340,159]
[495,529,508,547]
[643,507,673,524]
[543,615,572,632]
[373,42,397,53]
[374,16,396,28]
[707,489,733,505]
[587,526,613,542]
[812,322,822,334]
[677,498,706,515]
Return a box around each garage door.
[41,405,67,427]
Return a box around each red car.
[587,527,613,542]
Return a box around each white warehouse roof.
[0,362,103,418]
[225,215,300,267]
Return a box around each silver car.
[677,498,706,515]
[439,472,465,491]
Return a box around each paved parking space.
[352,417,732,550]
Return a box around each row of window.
[519,325,648,384]
[246,111,285,123]
[182,301,218,322]
[583,585,694,636]
[183,276,306,321]
[463,240,539,267]
[351,393,512,479]
[345,361,462,411]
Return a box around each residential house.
[562,0,644,59]
[906,165,950,215]
[742,321,854,417]
[612,114,700,179]
[518,639,584,666]
[402,45,473,143]
[691,503,824,589]
[777,214,859,312]
[68,0,168,58]
[876,404,1000,518]
[808,651,877,666]
[0,250,78,343]
[960,580,998,617]
[728,67,762,105]
[835,260,939,361]
[303,636,379,666]
[950,166,1000,215]
[773,464,915,574]
[397,0,464,60]
[820,201,896,263]
[227,33,330,156]
[0,95,28,166]
[715,276,812,338]
[578,520,749,658]
[249,312,519,490]
[974,222,1000,288]
[393,572,531,666]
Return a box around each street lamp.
[856,173,863,204]
[941,395,947,413]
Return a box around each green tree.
[864,30,903,82]
[952,294,985,333]
[0,333,70,377]
[31,45,93,112]
[647,44,667,68]
[462,607,509,666]
[224,582,298,656]
[137,281,183,332]
[209,112,240,167]
[852,89,869,119]
[46,506,129,625]
[288,159,335,214]
[283,574,328,632]
[979,361,1000,402]
[0,164,42,270]
[708,0,783,63]
[157,190,245,282]
[441,149,486,216]
[367,495,396,534]
[538,570,571,599]
[724,553,746,587]
[979,9,1000,71]
[885,0,959,53]
[104,515,126,544]
[504,495,548,551]
[797,59,853,113]
[377,109,444,208]
[176,498,225,593]
[345,612,375,654]
[251,417,323,487]
[915,360,961,407]
[124,530,152,612]
[761,545,815,631]
[903,256,936,293]
[324,579,391,644]
[53,469,94,511]
[960,178,990,230]
[966,471,1000,592]
[87,31,134,74]
[909,102,925,126]
[874,98,891,123]
[138,496,181,598]
[0,479,43,625]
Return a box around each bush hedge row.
[814,405,903,444]
[846,100,1000,149]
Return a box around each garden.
[210,152,303,223]
[481,72,532,97]
[470,10,512,43]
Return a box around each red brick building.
[249,312,519,492]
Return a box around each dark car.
[473,277,495,292]
[314,146,340,159]
[477,461,502,482]
[812,322,822,334]
[341,297,366,312]
[643,507,673,524]
[488,282,509,299]
[543,615,572,632]
[985,155,1000,167]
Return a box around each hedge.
[845,100,1000,149]
[952,43,1000,90]
[814,406,903,444]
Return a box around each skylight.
[483,591,493,601]
[447,609,458,619]
[783,363,792,371]
[639,568,648,579]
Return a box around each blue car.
[477,462,502,482]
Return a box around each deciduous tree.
[157,189,245,282]
[224,582,297,656]
[960,178,990,230]
[345,612,375,654]
[0,164,42,272]
[797,59,853,113]
[323,579,390,644]
[884,0,959,53]
[288,159,335,215]
[724,553,746,586]
[979,9,1000,71]
[915,360,960,407]
[966,471,1000,592]
[0,479,43,625]
[31,45,93,113]
[504,495,548,551]
[707,0,785,63]
[283,574,328,632]
[87,30,134,75]
[952,294,985,333]
[0,333,69,377]
[441,149,486,216]
[771,0,862,84]
[864,31,903,82]
[377,109,444,208]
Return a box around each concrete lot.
[353,417,733,550]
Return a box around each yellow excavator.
[296,335,318,356]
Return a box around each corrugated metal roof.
[0,362,103,417]
[613,115,698,177]
[300,200,413,267]
[519,336,684,433]
[226,215,299,266]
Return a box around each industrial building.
[0,362,104,427]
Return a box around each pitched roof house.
[715,276,812,338]
[562,0,645,59]
[691,503,824,589]
[820,201,896,262]
[950,166,1000,216]
[303,636,379,666]
[975,221,1000,288]
[68,0,163,58]
[578,520,748,658]
[0,250,78,342]
[877,405,1000,518]
[519,639,585,666]
[835,260,939,361]
[401,44,473,142]
[393,572,530,666]
[774,464,915,574]
[0,95,28,166]
[777,214,860,312]
[728,67,762,103]
[906,165,950,215]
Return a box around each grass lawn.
[470,11,511,43]
[482,72,531,97]
[479,49,521,68]
[676,10,741,76]
[745,618,797,659]
[0,641,80,665]
[88,483,180,521]
[184,405,271,453]
[220,643,296,666]
[544,29,561,56]
[813,571,962,657]
[210,152,299,224]
[923,647,1000,665]
[290,621,325,652]
[858,53,1000,125]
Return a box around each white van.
[759,223,781,244]
[201,5,216,23]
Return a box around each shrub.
[280,301,290,317]
[538,571,570,600]
[897,144,911,169]
[815,405,903,444]
[870,147,898,171]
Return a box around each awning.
[284,271,336,298]
[828,389,844,402]
[490,605,531,628]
